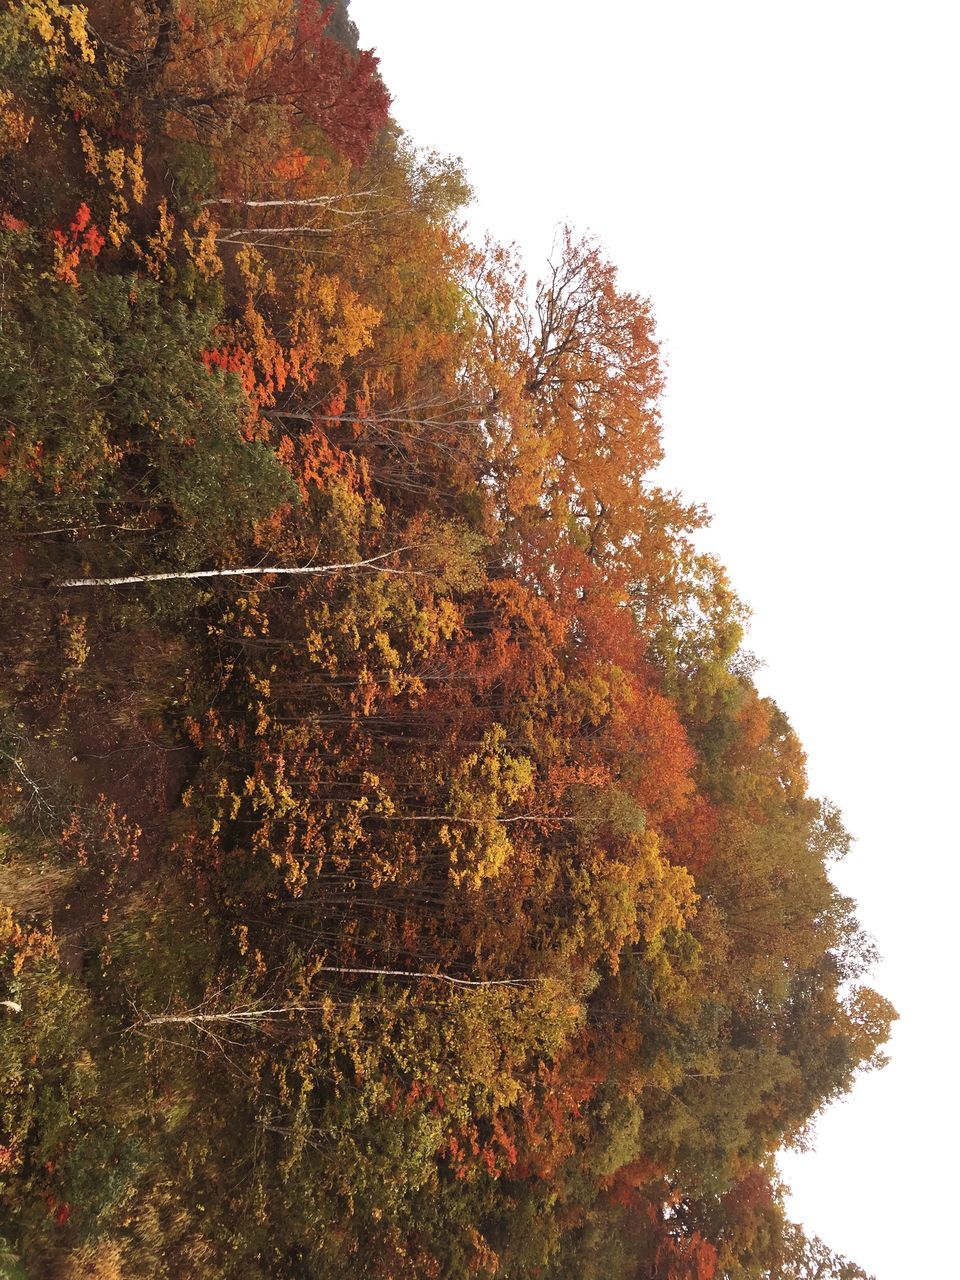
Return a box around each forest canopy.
[0,2,893,1277]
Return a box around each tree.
[466,227,704,606]
[149,0,389,167]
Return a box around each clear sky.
[351,2,959,1275]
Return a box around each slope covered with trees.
[0,3,892,1277]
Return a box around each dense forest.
[0,3,894,1277]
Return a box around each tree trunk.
[57,547,420,589]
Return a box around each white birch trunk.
[201,190,380,208]
[58,547,419,589]
[140,967,543,1027]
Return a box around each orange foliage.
[655,1232,718,1280]
[51,203,105,286]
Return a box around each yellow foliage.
[633,828,698,944]
[183,209,223,281]
[20,0,94,68]
[104,147,127,198]
[0,88,32,156]
[61,612,89,669]
[106,206,127,250]
[78,124,99,175]
[285,267,382,384]
[127,143,147,204]
[68,126,148,250]
[136,199,176,279]
[235,243,277,296]
[444,725,534,887]
[53,1241,125,1280]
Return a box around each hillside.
[0,4,892,1277]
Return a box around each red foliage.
[249,2,390,166]
[600,1158,664,1211]
[51,203,105,286]
[661,793,719,874]
[654,1231,718,1280]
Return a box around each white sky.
[352,3,959,1275]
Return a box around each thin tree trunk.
[217,226,341,240]
[378,813,575,825]
[140,966,543,1027]
[202,191,379,208]
[57,547,420,589]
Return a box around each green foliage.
[0,245,295,560]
